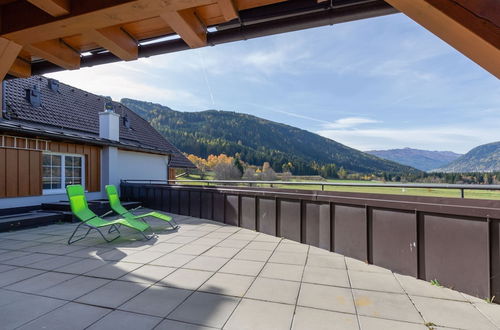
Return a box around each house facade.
[0,76,194,208]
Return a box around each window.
[43,153,84,194]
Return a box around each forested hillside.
[121,98,420,176]
[434,141,500,173]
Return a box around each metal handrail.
[121,179,500,198]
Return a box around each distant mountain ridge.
[121,98,420,176]
[433,142,500,173]
[366,148,462,171]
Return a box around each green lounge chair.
[105,185,178,230]
[66,185,154,245]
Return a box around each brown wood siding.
[49,141,101,192]
[0,147,42,198]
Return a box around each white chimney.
[99,100,120,141]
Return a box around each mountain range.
[121,98,420,176]
[433,141,500,173]
[366,148,462,171]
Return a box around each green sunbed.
[105,185,178,230]
[66,185,154,244]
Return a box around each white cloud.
[323,117,381,129]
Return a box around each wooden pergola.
[0,0,498,81]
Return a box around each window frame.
[42,152,86,195]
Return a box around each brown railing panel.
[201,192,213,220]
[422,214,490,298]
[333,205,368,261]
[492,221,500,299]
[371,209,418,277]
[279,200,301,242]
[190,191,201,218]
[121,183,500,301]
[179,190,190,216]
[225,195,239,226]
[170,189,179,214]
[258,198,277,236]
[213,193,225,223]
[241,196,257,230]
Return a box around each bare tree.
[214,163,242,180]
[242,168,257,180]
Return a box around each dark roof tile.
[2,76,195,168]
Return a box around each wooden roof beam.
[27,0,70,17]
[25,39,80,70]
[1,0,214,45]
[161,9,207,48]
[385,0,500,78]
[218,0,238,21]
[86,26,138,61]
[8,57,31,78]
[0,37,22,81]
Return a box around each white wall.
[116,150,169,183]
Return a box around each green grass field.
[176,175,500,200]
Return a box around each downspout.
[1,80,7,120]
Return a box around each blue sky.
[48,13,499,154]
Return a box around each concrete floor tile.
[203,247,240,258]
[40,275,110,300]
[191,237,224,246]
[199,273,254,297]
[245,277,300,304]
[245,241,279,251]
[120,250,165,264]
[220,259,265,276]
[275,243,308,254]
[87,310,161,330]
[349,270,404,293]
[169,292,240,328]
[0,264,15,273]
[0,250,31,262]
[412,296,497,330]
[175,244,211,256]
[302,266,350,287]
[55,258,109,274]
[85,262,141,279]
[0,294,66,329]
[269,251,307,265]
[224,298,294,330]
[0,267,45,287]
[292,306,359,330]
[395,274,467,301]
[6,271,76,294]
[353,289,422,323]
[119,264,176,284]
[298,283,356,314]
[28,255,82,270]
[260,263,303,281]
[306,254,346,269]
[119,285,192,317]
[2,252,54,266]
[345,258,391,274]
[234,248,273,262]
[145,242,183,253]
[217,239,250,248]
[156,319,214,330]
[166,236,199,244]
[159,268,213,290]
[358,316,427,330]
[76,280,148,308]
[150,253,196,267]
[17,302,110,330]
[473,302,500,327]
[183,255,229,272]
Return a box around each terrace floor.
[0,212,499,330]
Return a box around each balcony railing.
[122,179,500,199]
[120,180,500,303]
